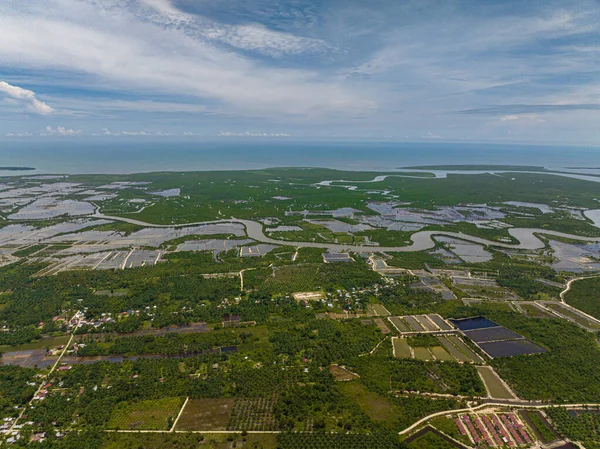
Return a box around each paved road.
[94,213,600,254]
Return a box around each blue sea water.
[0,139,599,174]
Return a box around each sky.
[0,0,599,144]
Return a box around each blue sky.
[0,0,599,144]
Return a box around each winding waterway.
[94,213,600,254]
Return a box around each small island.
[0,166,36,171]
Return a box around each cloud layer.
[0,0,599,144]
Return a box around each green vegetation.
[0,365,37,417]
[278,431,406,449]
[547,407,600,449]
[407,334,439,347]
[464,308,600,402]
[564,276,600,320]
[107,397,183,430]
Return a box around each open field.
[175,398,234,431]
[476,366,516,399]
[107,397,183,430]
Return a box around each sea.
[1,139,600,175]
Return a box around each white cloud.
[41,125,81,136]
[0,81,54,115]
[500,115,519,121]
[0,1,367,119]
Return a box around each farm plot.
[388,316,411,332]
[393,336,454,362]
[374,318,391,334]
[464,326,523,343]
[543,302,600,330]
[413,346,433,361]
[428,314,453,330]
[392,337,412,358]
[107,397,183,430]
[414,315,437,331]
[429,346,454,361]
[227,395,278,431]
[452,316,547,358]
[389,314,453,334]
[446,335,485,363]
[403,315,425,331]
[520,303,554,318]
[478,339,547,358]
[476,366,516,399]
[175,398,234,431]
[367,303,391,316]
[437,336,472,363]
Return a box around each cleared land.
[476,366,516,399]
[175,398,234,431]
[107,397,183,430]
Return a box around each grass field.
[175,398,234,431]
[393,337,412,358]
[476,366,515,399]
[107,397,183,430]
